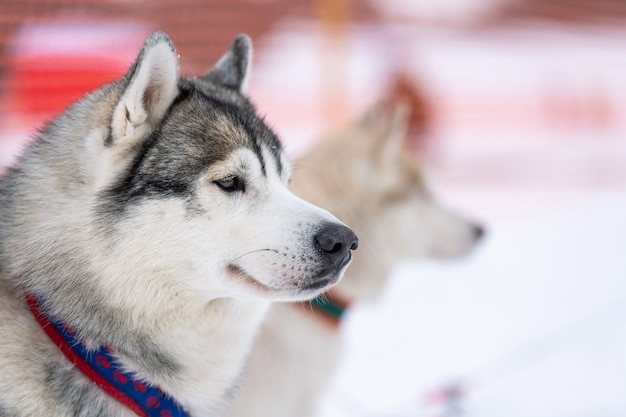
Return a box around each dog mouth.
[337,251,352,271]
[227,264,277,293]
[227,260,346,299]
[299,277,333,292]
[296,251,352,294]
[310,250,352,282]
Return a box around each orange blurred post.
[316,0,351,132]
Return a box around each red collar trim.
[25,293,188,417]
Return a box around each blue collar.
[26,293,189,417]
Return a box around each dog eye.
[214,175,245,192]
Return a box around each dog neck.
[25,293,189,417]
[293,290,352,331]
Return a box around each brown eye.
[214,175,244,193]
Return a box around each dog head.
[290,102,483,300]
[4,32,357,304]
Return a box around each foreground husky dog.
[226,103,484,417]
[0,32,357,417]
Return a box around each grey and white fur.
[0,31,357,417]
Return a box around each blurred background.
[1,1,625,416]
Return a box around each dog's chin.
[226,264,346,302]
[287,274,339,302]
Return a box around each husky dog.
[0,32,357,417]
[226,102,484,417]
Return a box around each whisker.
[316,293,329,305]
[228,249,278,263]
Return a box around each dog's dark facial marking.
[193,89,284,179]
[98,78,285,220]
[199,95,268,177]
[184,196,209,218]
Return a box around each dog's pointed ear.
[373,100,411,164]
[386,100,411,144]
[111,31,179,144]
[358,101,386,129]
[202,34,252,93]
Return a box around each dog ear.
[111,31,179,144]
[202,34,252,93]
[374,100,411,164]
[386,100,411,145]
[358,100,391,130]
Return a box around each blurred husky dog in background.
[0,31,357,417]
[226,102,484,417]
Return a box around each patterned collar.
[25,293,189,417]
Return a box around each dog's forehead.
[211,145,287,181]
[98,81,287,215]
[159,81,285,176]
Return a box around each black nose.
[314,223,358,270]
[473,224,486,241]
